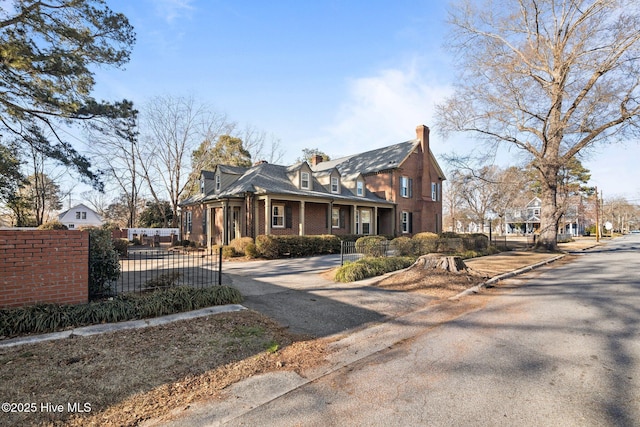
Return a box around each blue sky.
[89,0,639,202]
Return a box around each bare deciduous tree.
[86,102,141,227]
[437,0,640,250]
[139,95,232,227]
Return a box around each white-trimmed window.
[272,204,285,228]
[401,211,411,234]
[186,211,192,233]
[331,207,340,228]
[68,224,75,229]
[431,182,437,201]
[215,174,221,191]
[356,180,364,196]
[301,172,310,189]
[200,178,205,194]
[331,177,339,194]
[360,209,371,235]
[401,176,413,198]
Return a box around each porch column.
[206,207,212,254]
[373,206,378,235]
[299,200,305,236]
[264,196,271,235]
[392,205,397,236]
[223,200,230,245]
[328,201,333,234]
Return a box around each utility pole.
[595,186,600,242]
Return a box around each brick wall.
[305,202,330,235]
[0,230,89,308]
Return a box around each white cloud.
[298,61,453,160]
[153,0,194,24]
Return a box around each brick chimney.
[311,154,324,166]
[416,124,430,159]
[416,125,432,222]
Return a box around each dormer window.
[301,172,310,190]
[356,180,364,196]
[331,177,339,194]
[200,178,205,194]
[215,174,221,191]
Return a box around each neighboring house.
[58,203,103,229]
[179,125,446,249]
[504,197,542,235]
[504,196,587,236]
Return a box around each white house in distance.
[58,203,103,229]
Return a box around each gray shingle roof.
[311,140,418,176]
[193,162,391,205]
[180,137,446,207]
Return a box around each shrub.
[229,237,254,256]
[439,231,460,238]
[355,235,388,257]
[0,286,243,338]
[255,234,341,259]
[255,235,279,259]
[222,245,236,258]
[334,256,414,282]
[130,237,142,246]
[413,232,439,240]
[410,233,437,254]
[143,271,181,290]
[112,238,129,257]
[391,236,415,256]
[88,227,120,299]
[37,221,67,230]
[461,234,489,251]
[245,243,258,258]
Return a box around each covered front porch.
[200,195,396,253]
[255,195,395,238]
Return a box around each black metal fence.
[111,248,220,295]
[340,240,393,265]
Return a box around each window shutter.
[285,206,293,229]
[408,178,413,198]
[339,209,345,229]
[408,212,413,233]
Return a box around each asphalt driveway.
[221,255,435,337]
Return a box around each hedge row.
[391,233,488,257]
[0,286,243,338]
[220,232,489,260]
[255,234,341,259]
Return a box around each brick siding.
[0,230,89,308]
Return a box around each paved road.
[175,234,640,426]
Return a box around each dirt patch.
[0,310,330,427]
[374,265,487,299]
[464,251,561,277]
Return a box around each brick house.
[179,125,446,249]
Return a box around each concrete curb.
[0,304,247,348]
[450,254,566,300]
